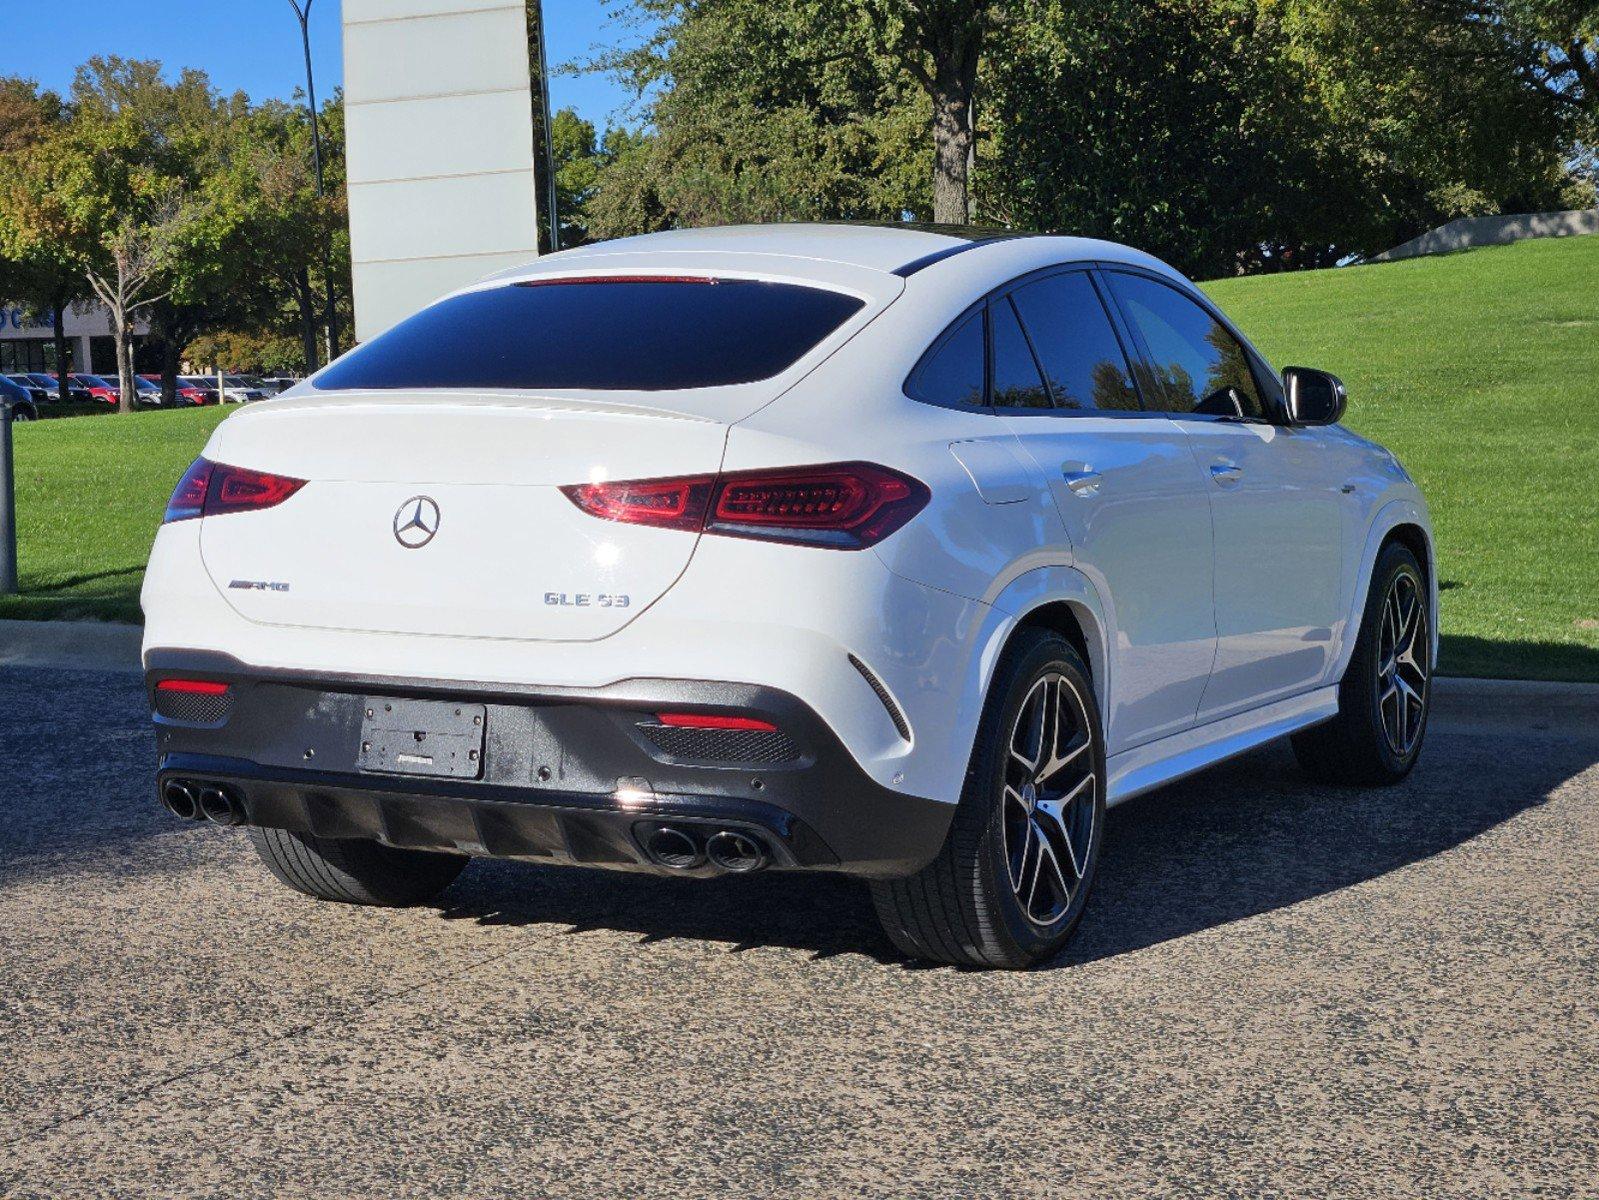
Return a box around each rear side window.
[314,278,865,392]
[907,310,986,407]
[1010,273,1140,411]
[990,298,1051,409]
[1107,273,1266,419]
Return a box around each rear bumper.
[147,652,954,879]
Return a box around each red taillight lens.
[561,475,715,532]
[655,712,778,732]
[710,463,926,547]
[562,462,928,550]
[155,679,230,695]
[207,464,306,515]
[164,458,214,522]
[162,458,306,523]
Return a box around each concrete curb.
[0,619,1596,706]
[0,618,142,673]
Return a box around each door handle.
[1061,467,1102,495]
[1210,462,1243,485]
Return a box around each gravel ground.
[0,666,1595,1198]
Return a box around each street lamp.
[287,0,341,363]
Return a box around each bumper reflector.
[655,712,777,732]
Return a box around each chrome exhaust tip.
[161,781,200,821]
[642,825,704,870]
[706,830,769,874]
[197,785,244,827]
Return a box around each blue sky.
[11,1,641,130]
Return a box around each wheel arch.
[962,566,1113,757]
[1336,499,1438,684]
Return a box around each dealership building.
[0,301,148,376]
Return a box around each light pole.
[287,0,341,363]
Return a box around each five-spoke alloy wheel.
[1002,673,1097,927]
[1292,540,1432,786]
[872,630,1105,969]
[1376,570,1429,759]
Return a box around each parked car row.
[2,371,300,413]
[0,373,39,421]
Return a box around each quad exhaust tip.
[161,781,199,821]
[706,830,768,873]
[643,825,704,870]
[639,823,771,874]
[162,779,245,826]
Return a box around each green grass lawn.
[2,405,229,623]
[1205,235,1599,682]
[2,235,1595,679]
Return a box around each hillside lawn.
[1,234,1595,680]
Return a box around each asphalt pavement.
[1,665,1595,1198]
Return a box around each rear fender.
[953,565,1112,774]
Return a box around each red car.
[70,374,121,405]
[137,374,208,406]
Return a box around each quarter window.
[1010,273,1140,411]
[908,310,985,407]
[990,298,1051,409]
[1108,273,1266,419]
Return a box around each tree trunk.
[296,268,320,375]
[160,338,181,407]
[930,69,974,225]
[113,317,135,414]
[49,300,69,405]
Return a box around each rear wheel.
[248,827,467,906]
[871,630,1105,969]
[1292,541,1431,785]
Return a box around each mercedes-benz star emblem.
[393,496,441,549]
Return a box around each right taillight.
[561,462,928,550]
[163,457,306,523]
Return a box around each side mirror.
[1282,366,1347,426]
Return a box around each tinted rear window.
[313,278,866,393]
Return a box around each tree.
[587,1,930,236]
[0,77,88,401]
[202,97,350,375]
[856,1,1008,223]
[1282,0,1591,252]
[549,108,608,245]
[983,1,1368,274]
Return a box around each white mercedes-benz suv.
[142,224,1434,968]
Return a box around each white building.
[0,301,149,377]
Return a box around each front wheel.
[1292,541,1431,785]
[871,630,1105,969]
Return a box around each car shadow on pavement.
[432,716,1599,969]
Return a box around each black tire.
[1292,541,1431,786]
[871,629,1106,969]
[248,826,467,906]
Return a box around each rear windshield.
[312,278,866,393]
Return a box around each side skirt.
[1105,685,1339,806]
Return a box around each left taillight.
[561,461,929,550]
[163,457,306,523]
